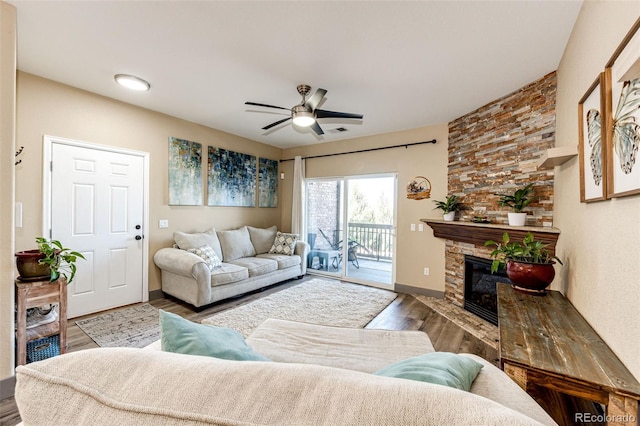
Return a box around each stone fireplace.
[424,72,560,318]
[422,220,559,317]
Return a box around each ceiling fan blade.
[245,101,290,111]
[315,109,363,120]
[310,121,324,135]
[305,88,327,110]
[262,117,291,130]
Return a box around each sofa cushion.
[159,310,270,361]
[217,226,256,261]
[229,257,278,277]
[257,253,301,269]
[269,231,299,255]
[373,352,483,392]
[247,225,278,254]
[173,228,223,260]
[247,319,436,373]
[210,263,249,286]
[185,245,222,271]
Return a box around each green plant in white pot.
[433,195,462,221]
[496,183,534,226]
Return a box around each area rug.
[75,303,160,348]
[201,278,397,337]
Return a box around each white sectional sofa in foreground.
[15,317,557,425]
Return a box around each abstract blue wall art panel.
[168,137,202,205]
[207,147,256,207]
[259,158,278,208]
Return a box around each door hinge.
[50,161,53,172]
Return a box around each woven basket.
[406,176,431,200]
[26,335,60,363]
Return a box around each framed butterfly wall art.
[604,18,640,198]
[578,73,607,202]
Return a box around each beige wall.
[0,0,16,382]
[15,72,283,296]
[555,3,640,378]
[281,125,449,292]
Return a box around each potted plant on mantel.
[496,183,535,226]
[433,195,462,221]
[484,232,562,294]
[15,237,85,283]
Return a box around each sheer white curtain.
[291,156,305,237]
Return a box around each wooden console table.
[497,284,640,426]
[15,277,67,365]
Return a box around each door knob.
[135,225,141,230]
[135,235,142,240]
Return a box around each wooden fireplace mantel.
[420,219,560,253]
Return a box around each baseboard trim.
[394,283,444,299]
[0,375,15,400]
[148,289,164,301]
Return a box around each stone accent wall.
[445,72,557,305]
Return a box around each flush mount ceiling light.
[114,74,150,91]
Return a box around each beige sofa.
[154,225,309,308]
[15,318,557,425]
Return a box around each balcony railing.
[347,223,394,261]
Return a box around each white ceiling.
[9,1,582,149]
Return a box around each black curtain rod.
[279,139,437,163]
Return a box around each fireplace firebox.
[463,255,511,326]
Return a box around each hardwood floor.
[1,278,497,425]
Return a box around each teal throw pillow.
[373,352,483,391]
[159,310,270,362]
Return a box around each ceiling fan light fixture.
[292,106,315,127]
[114,74,150,91]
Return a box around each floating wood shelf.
[537,145,578,169]
[420,219,560,254]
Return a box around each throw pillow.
[268,231,298,255]
[217,226,256,261]
[173,228,223,260]
[159,310,270,362]
[186,245,222,272]
[373,352,483,391]
[247,225,278,254]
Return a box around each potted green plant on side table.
[484,231,562,294]
[15,237,85,283]
[433,194,462,221]
[496,183,534,226]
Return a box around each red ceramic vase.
[506,260,556,294]
[15,249,51,280]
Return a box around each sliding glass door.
[306,174,396,289]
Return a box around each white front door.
[48,140,147,318]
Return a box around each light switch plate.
[159,219,169,229]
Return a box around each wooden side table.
[497,284,640,426]
[15,277,67,365]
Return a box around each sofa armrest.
[154,248,212,304]
[294,241,310,275]
[153,247,208,276]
